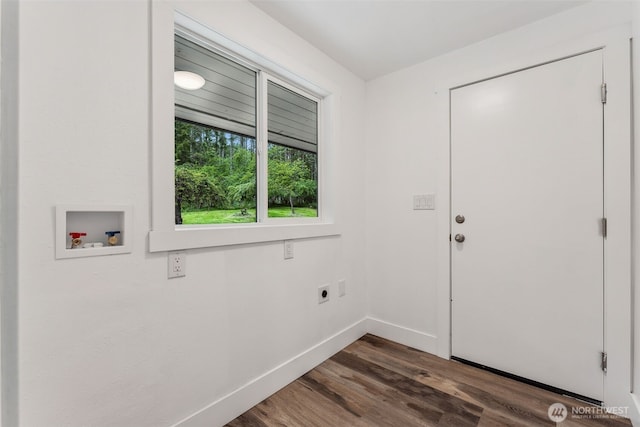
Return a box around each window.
[148,9,339,252]
[174,34,318,225]
[267,81,318,218]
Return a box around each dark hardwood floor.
[227,334,632,426]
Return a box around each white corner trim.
[172,318,368,427]
[366,317,438,355]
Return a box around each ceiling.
[250,0,587,81]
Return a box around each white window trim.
[149,7,339,252]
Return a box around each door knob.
[454,234,465,243]
[455,215,465,224]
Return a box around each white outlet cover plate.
[168,252,186,278]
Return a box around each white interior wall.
[365,0,634,409]
[9,0,640,426]
[16,1,366,426]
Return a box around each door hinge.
[601,83,607,104]
[601,218,607,238]
[601,351,607,373]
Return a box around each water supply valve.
[69,232,87,249]
[105,230,121,246]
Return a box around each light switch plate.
[284,240,294,259]
[413,194,435,210]
[338,279,346,297]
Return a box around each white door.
[451,50,604,401]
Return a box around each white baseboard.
[366,317,439,354]
[173,317,368,427]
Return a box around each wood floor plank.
[227,334,632,427]
[351,336,631,426]
[342,337,549,423]
[254,380,363,427]
[330,351,483,424]
[345,335,581,424]
[226,412,268,427]
[346,338,552,424]
[311,359,445,425]
[476,409,537,427]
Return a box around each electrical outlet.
[168,252,186,278]
[338,279,346,297]
[284,240,294,259]
[318,284,330,304]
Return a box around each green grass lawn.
[180,207,317,224]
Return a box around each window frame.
[149,8,339,252]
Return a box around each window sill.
[148,223,340,252]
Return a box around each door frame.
[435,25,631,409]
